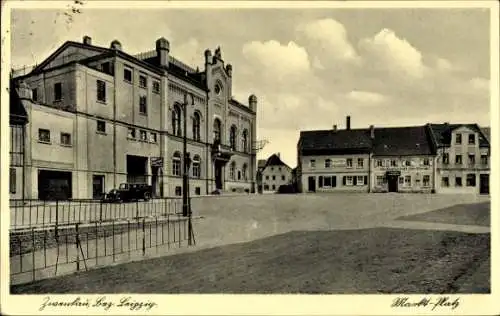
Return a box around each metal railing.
[10,215,191,286]
[10,198,183,229]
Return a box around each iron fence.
[10,198,183,229]
[10,215,192,286]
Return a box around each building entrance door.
[92,175,104,199]
[480,174,489,194]
[215,163,223,190]
[387,175,399,192]
[308,176,316,192]
[151,166,159,197]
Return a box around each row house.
[11,36,257,200]
[297,116,490,195]
[258,153,292,193]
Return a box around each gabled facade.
[260,153,292,193]
[12,36,257,200]
[429,123,490,194]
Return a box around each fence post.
[136,200,139,218]
[55,200,59,228]
[31,228,36,282]
[75,223,80,271]
[142,218,146,256]
[100,200,103,222]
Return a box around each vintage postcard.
[1,0,498,315]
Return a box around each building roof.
[372,126,434,156]
[299,128,372,155]
[263,154,290,170]
[481,127,490,142]
[9,79,28,125]
[429,123,490,148]
[257,159,267,169]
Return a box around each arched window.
[172,104,182,136]
[242,163,248,181]
[241,129,248,153]
[229,161,236,180]
[192,112,201,141]
[213,118,221,143]
[172,151,181,176]
[230,125,237,151]
[192,155,201,178]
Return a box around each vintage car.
[104,183,153,202]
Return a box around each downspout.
[113,56,117,188]
[205,90,209,195]
[368,151,371,193]
[22,125,26,201]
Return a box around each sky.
[10,4,492,168]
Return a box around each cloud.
[346,90,387,104]
[358,28,427,79]
[242,40,311,77]
[470,77,489,91]
[172,38,204,69]
[296,19,359,63]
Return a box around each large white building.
[10,36,258,200]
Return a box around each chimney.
[83,35,92,45]
[370,125,375,139]
[204,49,212,65]
[346,116,351,130]
[156,37,170,68]
[333,124,337,132]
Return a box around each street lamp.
[182,92,194,218]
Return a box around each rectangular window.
[399,177,404,184]
[346,176,353,186]
[281,175,285,181]
[455,155,462,165]
[38,128,50,143]
[357,158,364,168]
[324,176,331,187]
[455,176,462,187]
[405,160,411,167]
[390,160,397,167]
[443,153,449,164]
[32,88,38,101]
[404,176,411,187]
[139,130,147,141]
[466,174,476,187]
[272,185,276,190]
[124,68,132,82]
[97,80,106,102]
[101,62,113,75]
[481,155,488,165]
[423,175,430,187]
[376,176,384,186]
[195,187,201,195]
[54,83,62,101]
[60,132,71,146]
[442,177,449,187]
[9,168,16,194]
[175,186,182,196]
[468,134,475,144]
[346,158,353,168]
[468,154,475,165]
[153,80,160,94]
[325,159,331,168]
[456,134,462,144]
[139,96,147,114]
[193,163,201,178]
[272,175,276,180]
[356,176,364,186]
[423,158,430,166]
[97,120,106,133]
[150,132,157,143]
[376,159,383,167]
[139,75,147,88]
[310,160,316,168]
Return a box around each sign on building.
[151,157,163,167]
[332,159,346,167]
